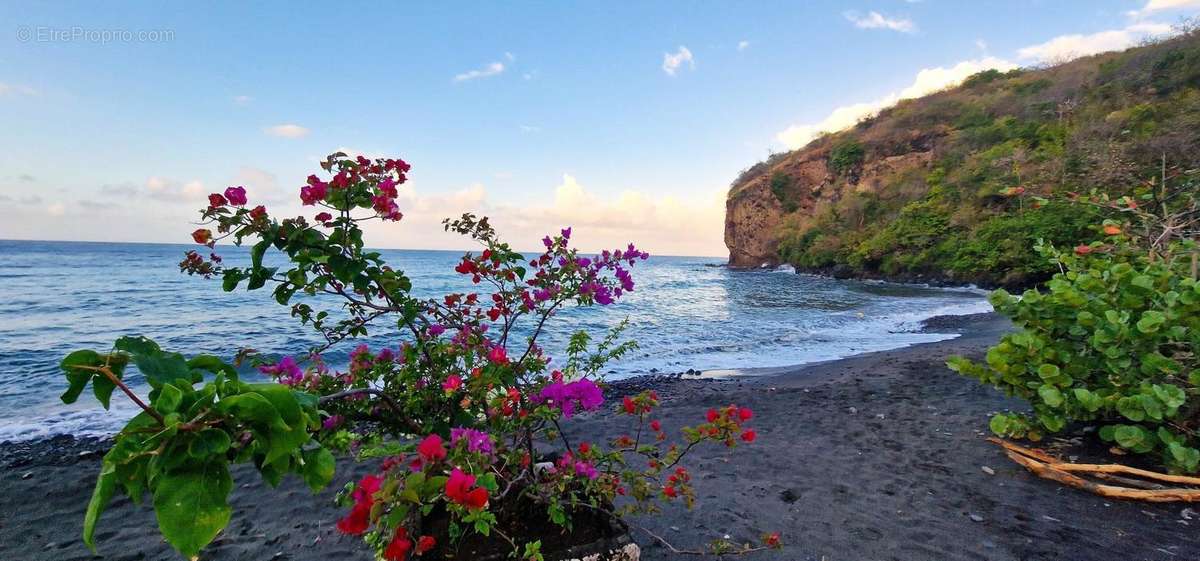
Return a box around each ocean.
[0,239,991,441]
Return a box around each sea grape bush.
[948,231,1200,473]
[65,152,778,560]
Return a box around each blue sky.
[2,0,1198,256]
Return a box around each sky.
[2,1,1199,257]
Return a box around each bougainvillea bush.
[949,223,1200,473]
[63,153,778,560]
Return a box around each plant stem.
[76,365,165,426]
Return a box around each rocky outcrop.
[725,153,832,268]
[724,145,934,268]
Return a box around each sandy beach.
[2,313,1195,561]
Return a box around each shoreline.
[3,313,1195,560]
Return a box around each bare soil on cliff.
[2,313,1196,561]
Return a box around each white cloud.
[232,95,253,105]
[737,40,750,51]
[844,11,916,33]
[662,46,695,76]
[360,175,727,256]
[264,124,310,138]
[975,39,988,51]
[776,56,1015,149]
[1017,22,1174,63]
[47,203,65,216]
[0,82,38,96]
[519,125,541,133]
[1129,0,1200,17]
[454,61,506,82]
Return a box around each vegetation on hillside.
[743,26,1200,287]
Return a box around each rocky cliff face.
[725,144,934,268]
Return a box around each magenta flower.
[224,186,248,206]
[450,428,493,455]
[536,379,603,419]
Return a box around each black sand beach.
[2,313,1196,561]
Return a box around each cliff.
[726,29,1200,287]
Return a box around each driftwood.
[988,437,1200,502]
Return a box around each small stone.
[980,466,995,476]
[670,526,680,532]
[969,514,984,523]
[982,540,996,549]
[875,413,885,419]
[21,471,32,480]
[44,543,56,550]
[848,407,858,414]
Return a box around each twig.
[74,365,165,425]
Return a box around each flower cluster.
[172,153,774,560]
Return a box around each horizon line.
[0,237,729,260]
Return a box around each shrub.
[948,238,1200,473]
[67,153,778,559]
[829,140,864,176]
[769,171,799,212]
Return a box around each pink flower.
[416,434,446,463]
[224,186,248,206]
[300,180,328,205]
[442,375,463,392]
[444,468,488,510]
[314,211,333,223]
[488,345,508,364]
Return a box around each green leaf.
[187,355,238,379]
[155,383,184,415]
[188,429,232,458]
[1036,364,1060,380]
[1038,385,1064,407]
[60,350,104,404]
[1113,425,1152,453]
[1116,397,1146,422]
[152,462,233,558]
[83,460,118,552]
[1072,388,1102,412]
[219,393,285,430]
[300,447,335,492]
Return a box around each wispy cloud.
[662,46,694,76]
[843,11,916,33]
[232,95,253,105]
[1128,0,1200,17]
[1017,22,1173,63]
[454,60,506,82]
[776,56,1015,149]
[0,82,38,96]
[264,124,310,138]
[737,40,750,51]
[519,125,541,133]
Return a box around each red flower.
[383,527,412,561]
[415,535,436,555]
[738,407,753,422]
[649,419,661,432]
[1074,245,1093,256]
[208,193,227,208]
[663,486,677,498]
[741,429,757,442]
[224,186,248,206]
[445,468,489,510]
[315,211,332,223]
[416,434,446,463]
[487,345,508,364]
[336,474,383,535]
[765,532,781,548]
[249,205,267,219]
[442,375,462,392]
[623,396,636,414]
[192,228,213,246]
[706,408,719,423]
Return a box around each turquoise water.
[0,239,989,440]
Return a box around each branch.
[75,365,165,426]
